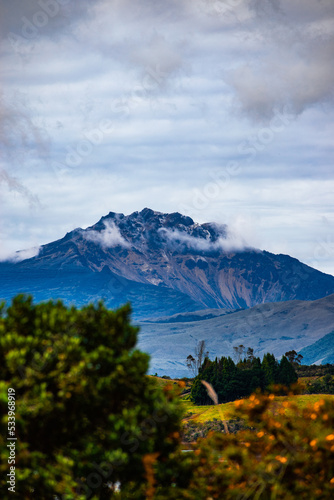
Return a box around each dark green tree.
[0,295,184,499]
[278,355,298,386]
[249,357,265,393]
[262,353,279,387]
[246,347,255,362]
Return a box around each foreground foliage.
[1,295,334,499]
[182,418,249,442]
[0,295,184,499]
[153,390,334,499]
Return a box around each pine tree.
[262,353,279,387]
[278,355,298,386]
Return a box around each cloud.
[0,89,50,159]
[0,0,98,42]
[0,168,40,208]
[0,89,48,206]
[225,0,334,122]
[128,33,185,86]
[83,220,129,249]
[227,41,334,121]
[160,228,215,252]
[3,246,41,263]
[159,225,252,253]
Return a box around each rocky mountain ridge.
[1,208,334,318]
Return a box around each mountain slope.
[2,208,334,318]
[0,261,202,320]
[138,294,334,377]
[298,331,334,365]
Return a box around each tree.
[262,353,279,386]
[278,355,298,386]
[249,357,265,393]
[285,350,303,368]
[186,355,196,376]
[233,344,245,363]
[186,340,209,377]
[246,347,255,362]
[0,295,184,499]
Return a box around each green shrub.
[0,295,184,499]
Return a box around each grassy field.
[149,376,184,387]
[182,399,237,422]
[150,375,334,423]
[299,376,322,383]
[182,394,334,423]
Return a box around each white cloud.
[3,245,41,263]
[159,228,213,252]
[83,220,129,249]
[0,168,40,208]
[225,0,334,122]
[0,89,50,164]
[159,225,252,253]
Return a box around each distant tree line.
[191,351,297,405]
[305,374,334,394]
[296,363,334,378]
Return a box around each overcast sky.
[1,0,334,275]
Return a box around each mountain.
[298,331,334,365]
[1,208,334,320]
[0,261,202,320]
[137,294,334,377]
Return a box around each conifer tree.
[278,355,298,386]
